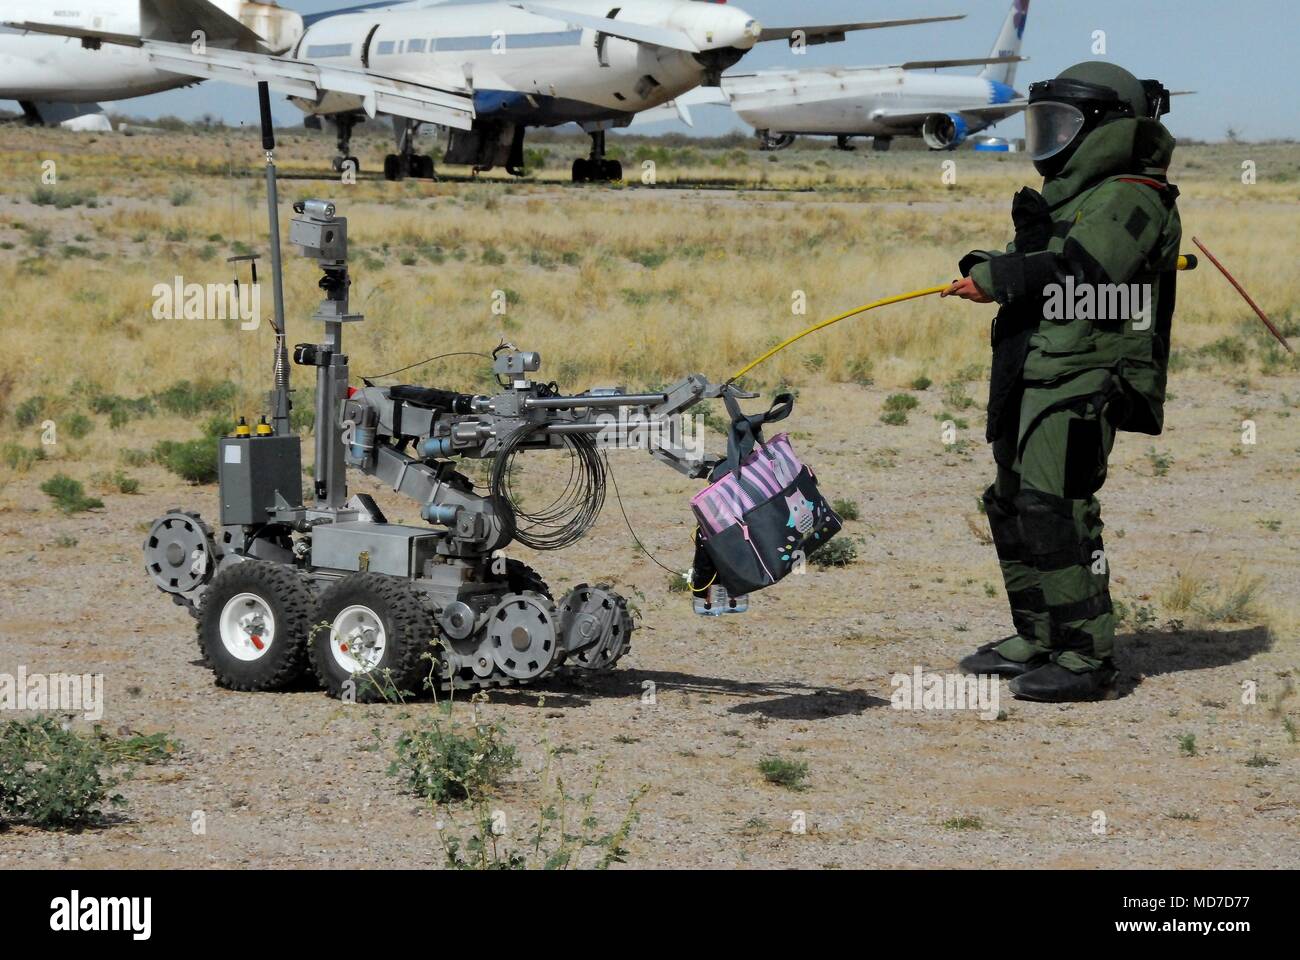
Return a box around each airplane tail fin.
[979,0,1029,86]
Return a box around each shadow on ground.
[1115,624,1273,697]
[509,668,888,719]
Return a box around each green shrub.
[883,393,919,412]
[153,417,231,484]
[390,712,518,805]
[0,718,124,829]
[910,376,932,391]
[758,756,809,791]
[15,396,47,428]
[94,469,140,494]
[40,474,103,513]
[831,498,860,521]
[153,379,236,417]
[30,186,96,209]
[64,412,94,439]
[2,443,45,471]
[809,537,858,568]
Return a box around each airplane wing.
[724,56,1025,81]
[3,16,475,129]
[627,86,729,127]
[758,15,965,46]
[143,42,475,128]
[7,0,266,52]
[870,100,1028,126]
[896,55,1025,71]
[516,3,699,53]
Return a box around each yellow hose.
[727,284,950,384]
[727,256,1198,385]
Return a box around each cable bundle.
[491,424,606,551]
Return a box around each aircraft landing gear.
[757,129,795,151]
[572,130,622,183]
[384,118,436,181]
[384,153,435,180]
[331,114,361,176]
[835,135,857,151]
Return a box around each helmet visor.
[1024,101,1086,161]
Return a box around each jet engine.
[921,112,969,150]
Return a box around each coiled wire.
[490,423,606,551]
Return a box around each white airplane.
[654,0,1031,152]
[5,0,966,181]
[0,1,305,130]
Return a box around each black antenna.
[258,81,291,436]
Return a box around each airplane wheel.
[331,156,345,173]
[601,159,622,181]
[571,158,589,183]
[345,156,360,175]
[383,154,403,181]
[417,155,435,179]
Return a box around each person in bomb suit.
[942,61,1182,701]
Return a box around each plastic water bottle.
[692,582,749,616]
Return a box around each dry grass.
[1,126,1297,438]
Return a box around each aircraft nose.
[694,5,762,51]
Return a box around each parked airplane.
[653,0,1031,152]
[0,1,304,130]
[5,0,966,181]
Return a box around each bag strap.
[720,393,795,493]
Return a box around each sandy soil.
[2,365,1297,869]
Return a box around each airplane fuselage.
[724,67,1019,139]
[0,31,195,101]
[0,1,300,109]
[290,0,760,127]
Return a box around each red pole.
[1192,236,1293,354]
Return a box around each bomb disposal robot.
[143,197,747,699]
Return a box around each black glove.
[1010,187,1053,253]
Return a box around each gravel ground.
[2,370,1297,869]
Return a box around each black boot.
[1009,660,1119,702]
[958,637,1048,678]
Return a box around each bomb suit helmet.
[1024,61,1171,176]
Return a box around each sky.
[5,0,1296,141]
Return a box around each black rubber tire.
[571,157,589,183]
[601,159,623,181]
[196,561,313,691]
[308,573,435,702]
[505,558,551,599]
[383,154,403,181]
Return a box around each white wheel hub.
[219,592,276,662]
[329,604,387,673]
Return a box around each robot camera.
[493,350,541,377]
[290,197,347,262]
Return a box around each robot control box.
[218,434,303,526]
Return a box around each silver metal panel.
[310,521,438,577]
